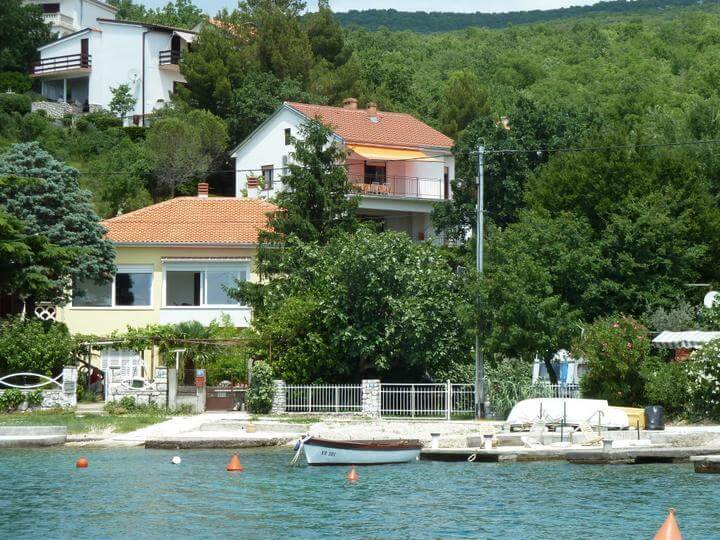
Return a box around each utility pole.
[475,145,486,419]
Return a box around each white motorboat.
[300,437,422,465]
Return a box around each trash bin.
[645,405,665,431]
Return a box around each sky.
[139,0,599,16]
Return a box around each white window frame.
[162,262,250,309]
[71,265,154,310]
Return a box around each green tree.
[439,71,491,138]
[0,143,115,304]
[0,210,74,306]
[144,108,228,198]
[0,317,73,376]
[252,228,471,382]
[0,0,53,73]
[108,84,137,119]
[305,0,350,66]
[149,0,204,28]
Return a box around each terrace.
[30,53,91,76]
[348,173,444,200]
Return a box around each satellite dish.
[127,69,139,85]
[704,291,719,309]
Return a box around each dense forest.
[332,0,715,32]
[5,0,720,386]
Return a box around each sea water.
[0,447,718,539]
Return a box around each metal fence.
[285,384,362,413]
[380,382,475,419]
[532,383,581,399]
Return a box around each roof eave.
[110,242,259,248]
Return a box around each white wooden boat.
[302,437,422,465]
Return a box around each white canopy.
[173,30,196,43]
[506,398,629,428]
[652,331,720,349]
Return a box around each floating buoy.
[171,456,182,465]
[227,454,243,472]
[76,457,88,468]
[653,508,683,540]
[346,465,358,483]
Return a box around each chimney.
[343,97,358,110]
[197,182,209,198]
[366,102,378,117]
[246,176,259,199]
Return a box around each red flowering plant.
[573,315,655,406]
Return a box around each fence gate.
[380,382,475,419]
[206,386,247,411]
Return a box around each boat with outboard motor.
[294,437,422,465]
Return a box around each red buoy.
[76,457,88,468]
[653,508,683,540]
[226,454,243,472]
[346,465,358,483]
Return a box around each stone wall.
[106,366,167,406]
[361,379,381,417]
[31,101,104,119]
[270,380,286,414]
[0,366,77,410]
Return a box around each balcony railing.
[159,50,181,66]
[31,53,91,75]
[42,12,75,27]
[348,173,443,200]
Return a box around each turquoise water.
[0,447,718,539]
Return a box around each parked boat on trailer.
[300,437,422,465]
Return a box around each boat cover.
[506,398,629,428]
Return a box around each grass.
[0,410,168,434]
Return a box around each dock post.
[446,381,451,421]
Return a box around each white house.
[24,0,117,37]
[30,19,195,123]
[231,99,455,242]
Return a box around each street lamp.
[475,145,486,419]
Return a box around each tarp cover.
[506,398,629,428]
[652,331,720,349]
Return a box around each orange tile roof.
[286,102,454,149]
[102,197,276,245]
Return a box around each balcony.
[30,53,91,76]
[42,12,75,34]
[159,50,181,70]
[348,173,443,200]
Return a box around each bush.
[25,390,44,407]
[0,317,73,376]
[119,396,137,411]
[574,315,654,406]
[84,111,122,130]
[686,339,720,420]
[123,126,146,142]
[0,72,32,94]
[0,389,24,412]
[642,359,690,417]
[485,359,545,418]
[0,93,31,115]
[246,361,275,414]
[206,353,248,386]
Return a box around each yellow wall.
[57,245,257,336]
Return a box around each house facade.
[30,19,194,122]
[24,0,117,37]
[57,185,275,337]
[231,99,455,242]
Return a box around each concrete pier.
[0,426,67,447]
[690,454,720,473]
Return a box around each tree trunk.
[543,356,558,385]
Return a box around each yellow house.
[57,185,275,337]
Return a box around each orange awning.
[347,145,442,162]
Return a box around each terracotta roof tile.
[102,197,276,245]
[286,102,454,149]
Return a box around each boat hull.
[303,439,421,465]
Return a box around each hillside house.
[24,0,116,37]
[231,99,455,242]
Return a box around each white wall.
[233,106,300,198]
[79,0,116,27]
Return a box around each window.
[261,165,273,190]
[284,128,291,145]
[42,3,60,13]
[164,263,249,307]
[365,165,386,184]
[72,266,153,308]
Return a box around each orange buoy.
[76,457,88,468]
[346,465,359,483]
[653,508,683,540]
[226,454,243,472]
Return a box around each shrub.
[207,353,248,386]
[246,361,275,414]
[0,389,24,412]
[84,111,122,130]
[123,125,146,142]
[0,317,73,376]
[119,396,137,411]
[574,315,654,406]
[686,339,720,420]
[0,93,31,115]
[641,359,690,417]
[485,358,545,418]
[0,72,32,94]
[25,390,44,407]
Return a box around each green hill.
[333,0,715,32]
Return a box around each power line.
[468,138,720,156]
